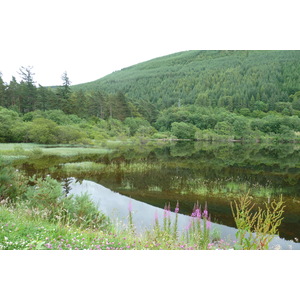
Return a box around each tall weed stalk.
[230,193,285,249]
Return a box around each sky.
[0,0,299,87]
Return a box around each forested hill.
[72,50,300,111]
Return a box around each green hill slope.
[72,50,300,111]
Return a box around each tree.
[124,117,152,136]
[36,85,59,111]
[88,91,106,119]
[18,66,37,113]
[291,91,300,110]
[214,121,233,135]
[233,117,251,139]
[60,71,71,99]
[171,122,196,139]
[0,107,21,142]
[58,71,72,113]
[6,77,21,110]
[28,118,58,144]
[0,72,6,107]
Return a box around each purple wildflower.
[185,219,192,231]
[163,204,167,218]
[203,202,208,218]
[175,201,179,214]
[191,203,197,217]
[167,202,171,217]
[154,210,159,222]
[206,216,211,230]
[196,208,201,219]
[128,201,132,212]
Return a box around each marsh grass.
[0,143,114,158]
[174,177,279,200]
[61,161,163,177]
[62,162,106,173]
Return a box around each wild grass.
[0,143,114,158]
[62,162,106,173]
[0,190,286,250]
[174,177,278,200]
[61,161,162,176]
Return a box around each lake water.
[13,141,300,246]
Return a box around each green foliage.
[233,117,251,139]
[230,193,285,249]
[63,193,110,230]
[1,51,300,144]
[214,121,233,135]
[124,117,152,136]
[24,176,110,230]
[171,122,197,139]
[28,118,59,144]
[73,50,300,113]
[0,160,27,203]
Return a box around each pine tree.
[0,73,6,107]
[57,71,72,113]
[18,66,37,113]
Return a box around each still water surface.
[14,141,300,245]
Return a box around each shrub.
[171,122,196,139]
[70,193,110,229]
[28,118,58,144]
[24,176,110,230]
[0,161,28,203]
[25,176,64,212]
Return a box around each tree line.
[1,60,300,144]
[0,67,157,122]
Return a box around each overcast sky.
[0,0,298,86]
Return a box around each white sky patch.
[0,0,298,86]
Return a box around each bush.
[171,122,196,139]
[68,193,110,229]
[25,176,64,211]
[24,176,110,230]
[28,118,58,144]
[56,125,87,144]
[0,161,28,203]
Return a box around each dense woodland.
[1,50,300,143]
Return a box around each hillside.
[72,50,300,111]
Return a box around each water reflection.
[14,141,300,242]
[69,178,300,250]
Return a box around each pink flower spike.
[128,201,132,212]
[175,201,179,214]
[154,210,158,222]
[166,202,171,217]
[186,219,192,231]
[206,216,211,230]
[164,204,167,218]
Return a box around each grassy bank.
[0,204,232,250]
